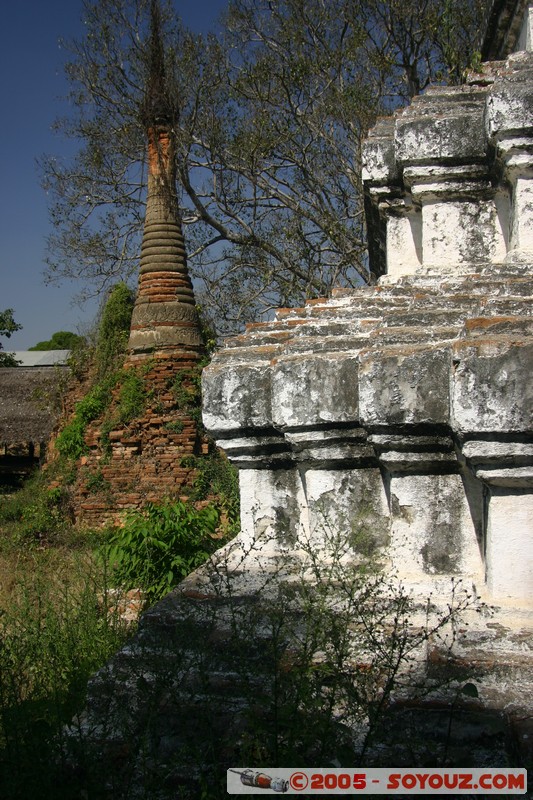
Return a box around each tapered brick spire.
[128,0,202,358]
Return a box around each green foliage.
[163,419,184,434]
[0,308,21,367]
[0,477,486,796]
[49,282,145,467]
[94,283,135,377]
[29,330,84,351]
[0,352,20,368]
[0,559,130,799]
[0,309,21,339]
[105,499,221,604]
[172,368,201,407]
[29,363,72,415]
[56,366,149,462]
[172,367,203,424]
[0,472,72,545]
[115,369,147,425]
[56,375,118,460]
[188,451,240,532]
[99,367,149,457]
[85,468,111,495]
[434,0,486,83]
[55,416,88,461]
[17,492,68,544]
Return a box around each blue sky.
[0,0,228,350]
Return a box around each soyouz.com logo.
[227,768,528,794]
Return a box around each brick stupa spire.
[128,0,202,359]
[70,0,208,527]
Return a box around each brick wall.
[71,354,206,526]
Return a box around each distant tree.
[41,0,484,335]
[29,331,84,351]
[0,309,22,367]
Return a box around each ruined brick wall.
[67,64,207,525]
[72,354,206,526]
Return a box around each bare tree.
[40,0,484,335]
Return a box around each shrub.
[94,283,135,377]
[189,451,240,530]
[0,473,72,545]
[85,469,111,495]
[56,376,118,460]
[0,559,130,799]
[29,330,84,351]
[204,520,480,770]
[116,370,147,425]
[55,363,149,464]
[105,499,221,604]
[171,367,203,423]
[163,420,184,434]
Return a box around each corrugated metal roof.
[10,350,71,367]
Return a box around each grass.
[0,460,239,799]
[0,475,505,798]
[0,478,133,799]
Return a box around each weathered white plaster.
[385,207,422,279]
[420,199,507,268]
[517,2,533,51]
[302,467,390,556]
[486,489,533,604]
[387,473,484,591]
[510,175,533,258]
[202,362,272,432]
[201,17,533,732]
[452,341,533,434]
[271,353,359,429]
[360,347,451,427]
[494,189,511,255]
[237,467,308,555]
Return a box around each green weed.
[0,555,131,799]
[188,451,240,532]
[56,375,118,460]
[116,370,147,425]
[85,468,112,495]
[0,471,73,545]
[105,499,222,605]
[163,419,184,434]
[94,283,135,378]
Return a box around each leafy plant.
[172,368,201,406]
[105,499,221,604]
[115,369,147,425]
[0,557,130,799]
[94,282,135,377]
[55,364,149,464]
[163,420,184,434]
[85,468,111,495]
[55,375,118,460]
[170,368,203,425]
[0,472,72,545]
[189,450,240,531]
